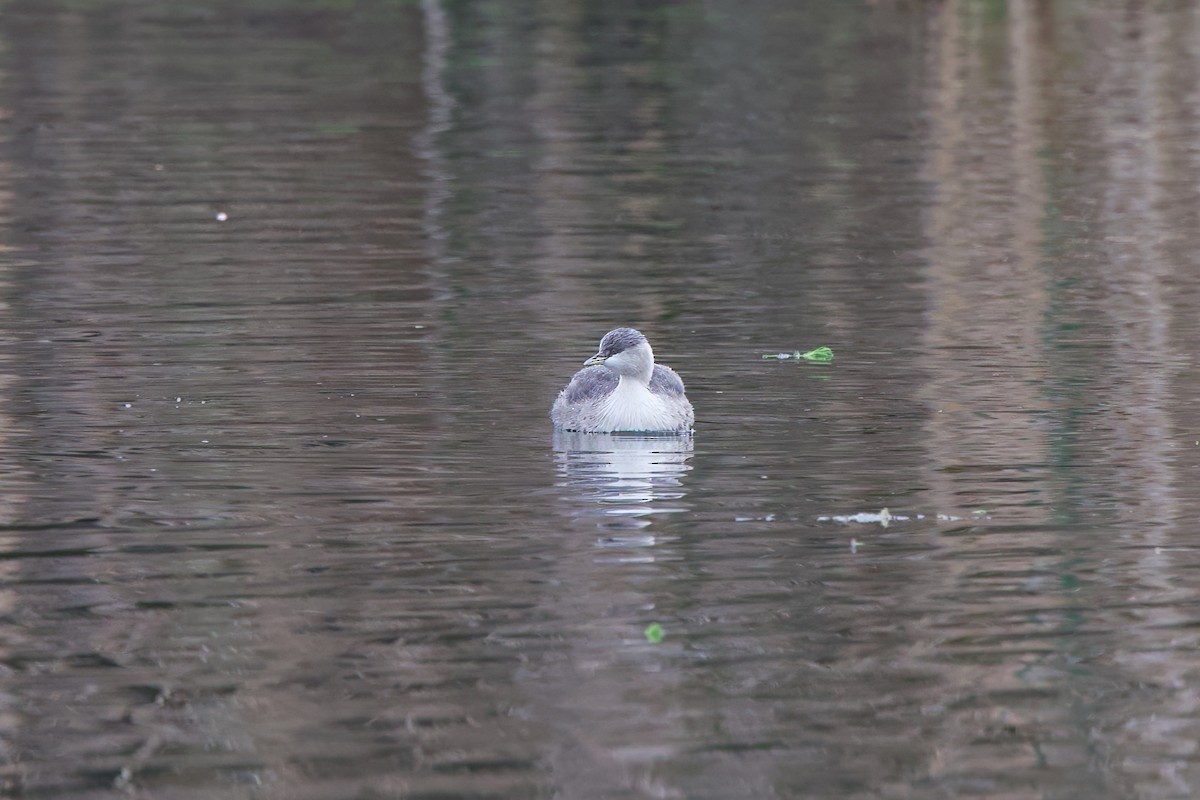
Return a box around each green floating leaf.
[644,622,664,644]
[800,346,834,362]
[762,346,834,362]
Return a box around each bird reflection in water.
[552,432,693,561]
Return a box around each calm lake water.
[2,1,1200,797]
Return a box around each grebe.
[551,328,694,434]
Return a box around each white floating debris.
[819,508,979,526]
[215,211,228,222]
[123,403,132,409]
[175,397,182,403]
[817,508,901,527]
[850,538,860,553]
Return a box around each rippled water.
[3,1,1200,797]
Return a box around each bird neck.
[623,342,655,384]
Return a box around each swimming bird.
[551,327,694,434]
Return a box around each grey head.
[583,327,655,382]
[590,328,647,361]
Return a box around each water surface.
[2,1,1200,798]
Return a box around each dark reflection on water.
[2,0,1200,797]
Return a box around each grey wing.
[561,366,618,404]
[650,364,686,396]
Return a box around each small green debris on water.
[762,346,834,362]
[644,623,664,644]
[802,346,834,362]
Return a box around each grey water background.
[2,0,1200,797]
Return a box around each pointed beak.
[583,353,606,367]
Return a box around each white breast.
[596,377,677,432]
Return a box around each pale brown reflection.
[1085,3,1198,792]
[919,0,1200,794]
[921,0,1052,513]
[917,0,1062,785]
[525,0,674,325]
